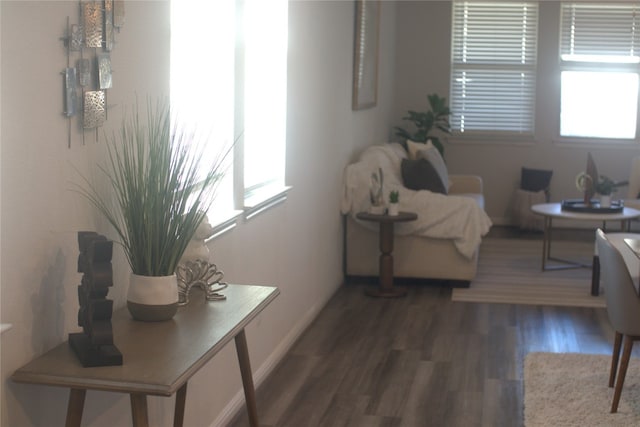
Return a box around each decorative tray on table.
[561,198,624,213]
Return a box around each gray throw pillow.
[401,158,447,194]
[417,144,449,192]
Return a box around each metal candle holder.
[176,260,227,306]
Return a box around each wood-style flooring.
[229,228,632,427]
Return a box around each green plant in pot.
[594,175,627,208]
[75,99,229,321]
[387,190,400,216]
[594,175,620,196]
[394,93,451,157]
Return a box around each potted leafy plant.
[394,93,451,157]
[595,175,618,196]
[75,98,230,321]
[595,175,626,207]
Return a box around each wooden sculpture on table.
[575,153,599,207]
[68,231,122,367]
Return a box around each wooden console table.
[11,284,279,427]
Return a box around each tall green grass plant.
[75,99,230,276]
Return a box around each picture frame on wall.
[352,0,380,110]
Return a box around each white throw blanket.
[341,143,492,259]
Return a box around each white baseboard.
[210,289,335,427]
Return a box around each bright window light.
[170,0,236,225]
[560,71,638,139]
[172,0,288,220]
[244,0,287,198]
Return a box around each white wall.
[1,1,396,426]
[393,1,640,225]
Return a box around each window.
[559,2,640,139]
[450,1,538,136]
[170,0,288,228]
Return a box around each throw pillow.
[401,158,447,194]
[521,167,553,192]
[416,142,449,192]
[406,139,427,160]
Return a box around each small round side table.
[356,211,418,297]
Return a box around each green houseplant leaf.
[74,98,231,277]
[394,93,451,157]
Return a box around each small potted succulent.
[388,190,400,216]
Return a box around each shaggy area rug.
[524,352,640,426]
[452,238,605,307]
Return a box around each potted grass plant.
[75,98,230,321]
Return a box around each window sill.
[552,137,639,148]
[244,185,292,221]
[206,210,243,242]
[204,186,292,241]
[449,134,537,146]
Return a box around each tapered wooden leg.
[609,331,623,387]
[130,393,149,427]
[591,255,600,296]
[65,388,86,427]
[174,383,187,427]
[611,335,634,413]
[235,329,259,427]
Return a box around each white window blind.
[450,1,538,135]
[561,2,640,64]
[559,2,640,139]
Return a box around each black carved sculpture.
[68,231,122,367]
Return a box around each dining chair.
[595,228,640,413]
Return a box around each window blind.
[560,2,640,63]
[450,1,538,134]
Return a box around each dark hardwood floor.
[230,228,630,427]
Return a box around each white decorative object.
[177,260,227,305]
[179,215,215,265]
[387,203,399,216]
[369,167,384,210]
[127,274,179,321]
[601,195,611,208]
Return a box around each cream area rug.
[451,238,606,307]
[525,352,640,426]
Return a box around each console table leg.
[174,383,187,427]
[235,329,259,427]
[130,393,149,427]
[65,388,85,427]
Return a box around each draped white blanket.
[341,143,492,259]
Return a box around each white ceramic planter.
[127,274,179,321]
[600,195,611,208]
[387,203,399,216]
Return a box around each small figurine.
[177,215,227,305]
[369,168,385,213]
[180,215,215,265]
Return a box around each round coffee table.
[531,202,640,272]
[356,211,418,297]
